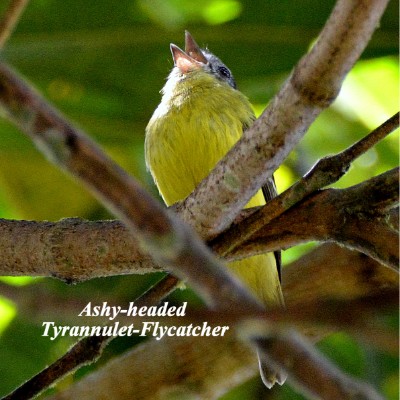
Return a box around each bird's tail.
[228,252,287,388]
[258,353,287,388]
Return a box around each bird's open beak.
[184,31,207,63]
[170,31,207,74]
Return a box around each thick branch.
[228,169,399,269]
[178,0,390,238]
[3,243,398,321]
[1,169,397,279]
[0,218,156,282]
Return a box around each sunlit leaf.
[202,0,242,25]
[0,297,16,336]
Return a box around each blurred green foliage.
[0,0,398,399]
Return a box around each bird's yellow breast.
[145,69,264,207]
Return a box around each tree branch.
[0,60,267,313]
[1,274,179,400]
[0,218,157,282]
[37,291,396,400]
[177,0,390,238]
[1,168,397,279]
[212,113,399,255]
[0,0,29,48]
[2,244,397,400]
[227,169,399,270]
[0,0,393,399]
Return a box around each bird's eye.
[217,66,231,79]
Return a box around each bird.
[145,31,286,388]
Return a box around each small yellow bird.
[145,31,285,387]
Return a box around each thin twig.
[0,0,29,48]
[1,274,179,400]
[212,112,399,257]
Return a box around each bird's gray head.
[170,31,237,89]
